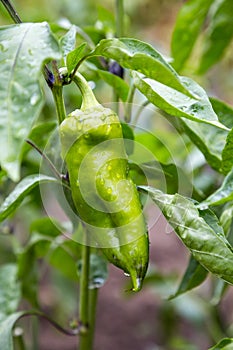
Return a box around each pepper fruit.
[59,71,149,291]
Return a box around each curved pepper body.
[59,86,149,291]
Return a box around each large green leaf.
[0,22,61,181]
[199,0,233,73]
[0,312,25,350]
[199,168,233,207]
[171,0,212,72]
[209,338,233,350]
[0,264,21,322]
[132,71,227,129]
[92,38,193,96]
[169,255,208,299]
[140,186,233,285]
[0,174,58,222]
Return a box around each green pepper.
[59,71,149,291]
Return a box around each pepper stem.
[73,72,100,111]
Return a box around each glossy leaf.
[169,255,208,299]
[67,42,87,74]
[92,38,193,96]
[199,0,233,73]
[133,71,227,129]
[199,168,233,207]
[171,0,212,72]
[0,174,58,222]
[0,312,25,350]
[0,264,21,322]
[0,22,61,181]
[139,186,233,285]
[209,338,233,350]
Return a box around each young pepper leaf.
[0,22,61,181]
[139,186,233,285]
[67,42,87,74]
[0,174,58,222]
[171,0,212,72]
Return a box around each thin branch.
[1,0,22,23]
[19,310,83,336]
[26,139,64,181]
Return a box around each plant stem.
[87,288,98,349]
[125,84,136,122]
[116,0,124,37]
[52,85,66,124]
[113,0,124,113]
[1,0,21,23]
[13,328,26,350]
[32,316,39,350]
[79,233,91,350]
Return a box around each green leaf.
[199,0,233,73]
[0,311,25,350]
[97,70,129,102]
[140,161,198,197]
[0,174,58,222]
[171,0,212,72]
[132,71,227,129]
[199,168,233,207]
[60,25,76,59]
[0,22,61,181]
[222,128,233,174]
[210,97,233,129]
[209,338,233,349]
[169,255,208,300]
[67,42,87,74]
[179,117,228,172]
[139,186,233,285]
[92,38,193,96]
[0,264,21,322]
